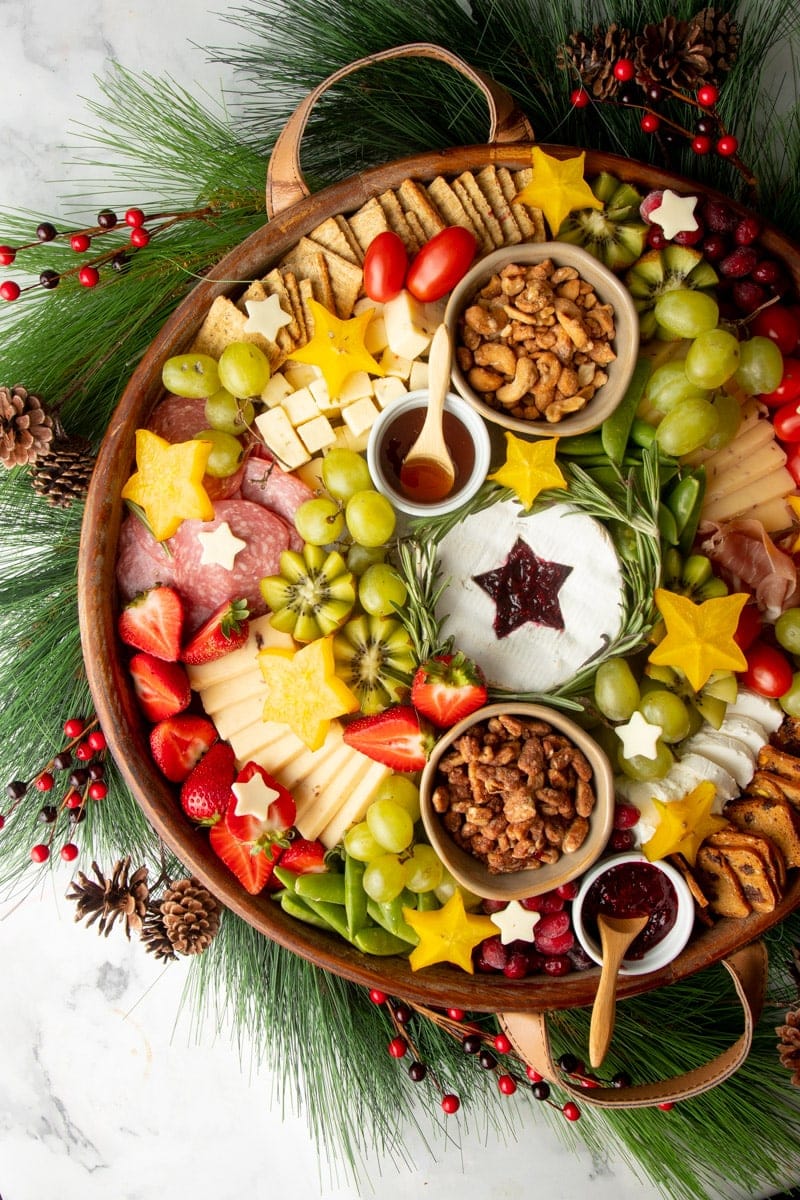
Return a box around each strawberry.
[226,761,296,846]
[179,740,236,823]
[278,837,328,875]
[128,652,191,722]
[150,714,218,783]
[209,819,276,895]
[342,704,433,772]
[118,586,185,661]
[181,598,250,665]
[410,651,487,727]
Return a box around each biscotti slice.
[706,828,785,895]
[725,794,800,869]
[704,832,781,913]
[695,844,752,918]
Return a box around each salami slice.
[116,513,177,600]
[148,395,209,442]
[170,499,291,627]
[240,451,314,522]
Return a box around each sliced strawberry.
[278,837,327,875]
[342,704,433,771]
[128,652,191,722]
[209,819,276,895]
[410,651,487,728]
[181,599,250,665]
[226,761,296,846]
[118,586,185,661]
[150,714,218,783]
[179,740,236,823]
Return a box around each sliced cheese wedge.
[702,466,795,523]
[680,729,757,789]
[726,688,784,736]
[318,760,390,848]
[703,440,786,502]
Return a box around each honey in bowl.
[378,407,475,502]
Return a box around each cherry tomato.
[734,603,763,652]
[406,226,478,302]
[751,305,800,355]
[772,400,800,442]
[741,639,794,698]
[363,231,408,303]
[785,440,800,487]
[760,357,800,406]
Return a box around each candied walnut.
[563,816,590,854]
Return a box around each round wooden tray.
[78,131,800,1012]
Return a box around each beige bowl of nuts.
[420,703,615,901]
[444,242,640,437]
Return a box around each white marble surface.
[0,4,795,1199]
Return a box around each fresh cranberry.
[520,891,564,913]
[701,198,736,234]
[646,227,667,250]
[732,280,767,313]
[610,829,635,852]
[481,898,507,914]
[568,943,596,971]
[535,911,571,939]
[555,880,578,900]
[702,234,729,262]
[543,955,572,977]
[535,929,576,956]
[719,246,758,278]
[751,259,782,287]
[613,803,640,830]
[503,951,530,979]
[673,226,704,246]
[477,935,508,971]
[734,215,761,245]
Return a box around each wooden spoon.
[588,912,649,1068]
[399,323,456,502]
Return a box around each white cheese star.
[490,900,541,945]
[244,294,292,342]
[616,710,663,761]
[648,189,699,240]
[232,773,280,821]
[197,521,247,570]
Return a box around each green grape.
[780,672,800,718]
[646,361,709,414]
[358,563,408,616]
[193,429,244,478]
[405,844,444,893]
[204,388,255,435]
[734,335,784,396]
[343,821,383,862]
[639,689,691,743]
[684,329,741,389]
[217,341,271,398]
[362,853,408,903]
[705,390,742,452]
[618,739,674,780]
[346,543,387,576]
[294,496,344,546]
[654,289,719,340]
[321,447,373,501]
[434,872,482,909]
[654,396,719,456]
[594,658,640,722]
[370,775,421,822]
[162,353,220,399]
[345,489,397,547]
[366,797,414,853]
[775,607,800,655]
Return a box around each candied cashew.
[496,356,538,407]
[544,394,588,422]
[464,305,502,336]
[468,366,504,393]
[530,351,561,411]
[475,341,517,377]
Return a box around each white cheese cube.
[295,457,326,492]
[380,348,414,380]
[353,296,383,317]
[333,423,370,453]
[373,376,408,409]
[342,396,380,438]
[383,290,433,359]
[297,414,336,454]
[338,371,374,405]
[281,387,320,426]
[409,360,429,392]
[255,407,311,470]
[284,363,321,389]
[260,372,294,408]
[364,314,389,355]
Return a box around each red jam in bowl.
[582,861,678,960]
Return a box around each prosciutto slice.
[698,518,800,621]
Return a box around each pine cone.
[30,435,94,508]
[160,877,221,956]
[634,15,714,90]
[66,858,150,938]
[0,384,54,468]
[689,7,740,77]
[140,903,178,962]
[777,1008,800,1085]
[557,23,633,101]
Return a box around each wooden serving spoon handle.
[589,914,648,1069]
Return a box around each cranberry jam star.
[473,537,573,638]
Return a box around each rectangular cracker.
[397,177,446,239]
[450,176,493,253]
[427,175,477,235]
[509,167,547,241]
[476,164,523,245]
[334,214,364,263]
[309,216,361,266]
[347,196,391,254]
[377,189,421,253]
[281,270,307,344]
[456,170,505,248]
[191,295,283,367]
[262,268,302,345]
[279,239,335,316]
[404,209,428,252]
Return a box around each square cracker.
[397,178,445,240]
[192,295,284,367]
[347,197,391,254]
[262,268,303,345]
[309,216,361,266]
[334,215,364,263]
[377,189,420,253]
[284,235,362,319]
[279,239,336,316]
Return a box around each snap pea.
[280,891,333,931]
[299,894,352,941]
[344,854,369,938]
[601,357,652,464]
[664,469,706,555]
[273,865,300,893]
[556,432,605,457]
[657,501,680,546]
[295,871,346,905]
[367,895,419,945]
[354,926,411,956]
[414,889,441,911]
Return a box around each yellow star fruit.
[403,891,497,973]
[287,298,384,399]
[514,146,603,236]
[648,588,748,693]
[488,432,566,510]
[121,428,214,542]
[642,781,729,866]
[258,634,359,751]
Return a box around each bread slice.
[757,743,800,785]
[725,793,800,869]
[704,831,781,913]
[695,844,752,918]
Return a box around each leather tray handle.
[498,941,768,1109]
[266,42,535,218]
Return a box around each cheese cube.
[295,457,326,492]
[342,396,380,438]
[373,376,408,409]
[284,363,321,389]
[333,423,370,453]
[338,371,374,405]
[261,372,294,408]
[364,314,389,355]
[353,296,384,317]
[255,407,310,470]
[297,414,336,454]
[380,348,414,380]
[383,290,433,359]
[409,360,429,392]
[281,387,320,426]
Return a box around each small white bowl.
[366,390,492,518]
[572,852,695,976]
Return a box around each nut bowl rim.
[419,701,615,901]
[443,240,640,437]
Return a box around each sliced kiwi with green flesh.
[260,544,355,643]
[626,245,719,338]
[333,614,416,714]
[557,172,647,270]
[644,663,737,730]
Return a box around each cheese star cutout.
[287,298,384,400]
[403,890,497,973]
[197,521,247,569]
[642,780,729,865]
[490,900,541,945]
[244,294,292,342]
[258,634,359,751]
[615,710,663,761]
[648,189,699,240]
[232,773,280,821]
[121,428,214,542]
[648,588,748,693]
[513,146,603,236]
[488,432,566,510]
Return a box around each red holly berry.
[697,84,719,107]
[658,1101,675,1111]
[716,135,738,157]
[0,246,16,266]
[87,730,107,752]
[60,843,79,862]
[369,989,387,1005]
[641,113,660,133]
[613,58,635,81]
[0,814,5,830]
[570,88,590,108]
[30,843,50,863]
[691,135,712,155]
[130,227,151,248]
[64,790,83,810]
[388,1036,408,1059]
[613,803,640,830]
[78,265,100,288]
[562,1101,581,1121]
[447,1007,466,1022]
[64,717,86,738]
[498,1074,517,1095]
[493,1033,512,1054]
[35,773,55,792]
[0,281,21,302]
[441,1094,460,1114]
[70,233,91,253]
[125,208,146,228]
[88,782,108,800]
[526,1066,543,1082]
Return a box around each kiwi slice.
[557,172,647,270]
[333,614,415,714]
[626,245,719,338]
[644,663,737,730]
[260,544,355,643]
